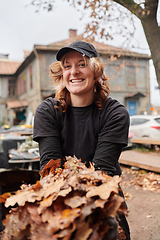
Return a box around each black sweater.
[33,97,129,175]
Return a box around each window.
[30,66,33,89]
[126,65,136,86]
[23,73,27,93]
[8,79,16,96]
[17,74,26,95]
[130,118,149,125]
[105,64,121,79]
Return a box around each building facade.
[0,30,151,126]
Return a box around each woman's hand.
[102,217,118,240]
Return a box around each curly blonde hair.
[49,55,110,112]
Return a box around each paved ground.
[121,164,160,240]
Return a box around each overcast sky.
[0,0,160,106]
[0,0,85,60]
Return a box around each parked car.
[129,115,160,139]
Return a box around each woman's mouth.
[70,79,84,83]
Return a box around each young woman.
[33,41,130,240]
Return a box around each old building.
[0,55,22,126]
[0,29,151,126]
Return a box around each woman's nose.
[71,66,79,75]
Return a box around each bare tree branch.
[27,0,160,87]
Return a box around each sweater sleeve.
[92,103,129,176]
[38,137,64,171]
[93,142,123,176]
[33,99,64,171]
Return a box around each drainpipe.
[34,47,41,107]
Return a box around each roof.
[46,35,151,59]
[5,33,150,77]
[6,100,28,109]
[0,59,22,75]
[125,92,146,99]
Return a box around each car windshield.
[154,118,160,124]
[130,118,149,125]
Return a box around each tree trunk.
[114,0,160,88]
[140,16,160,88]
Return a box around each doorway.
[128,101,137,116]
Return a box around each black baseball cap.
[56,41,99,61]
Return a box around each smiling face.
[62,50,95,106]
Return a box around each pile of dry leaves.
[0,156,127,240]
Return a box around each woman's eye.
[64,65,71,69]
[79,63,85,67]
